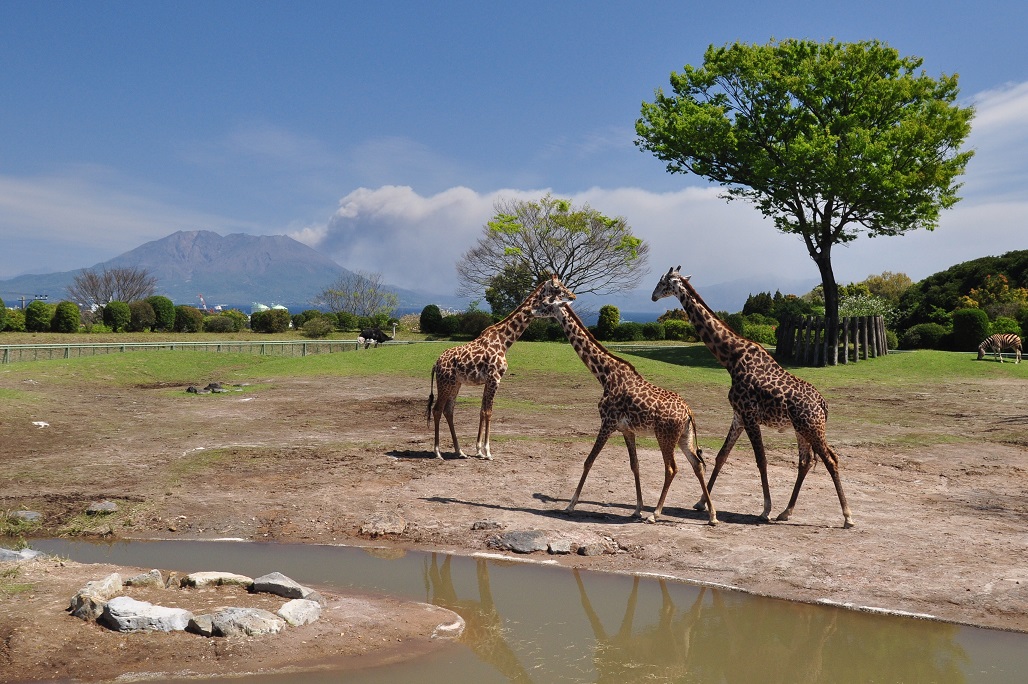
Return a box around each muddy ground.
[1,348,1026,681]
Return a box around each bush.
[202,315,236,333]
[613,322,644,342]
[24,300,55,332]
[102,301,131,332]
[250,308,290,333]
[51,301,81,333]
[84,322,112,333]
[951,308,991,351]
[744,323,777,346]
[128,300,156,332]
[440,315,461,337]
[300,317,333,339]
[900,322,949,350]
[420,305,443,335]
[2,307,26,332]
[0,296,5,330]
[990,316,1021,336]
[521,318,563,342]
[459,311,494,338]
[662,319,696,341]
[885,329,899,350]
[596,305,620,340]
[221,309,248,332]
[146,295,176,332]
[173,305,204,333]
[641,321,665,341]
[724,313,745,335]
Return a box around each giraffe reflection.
[424,553,533,683]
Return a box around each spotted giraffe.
[426,274,575,460]
[977,333,1022,363]
[532,297,715,524]
[651,266,854,528]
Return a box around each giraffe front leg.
[743,421,773,522]
[776,436,814,522]
[623,433,646,520]
[474,380,499,460]
[566,425,613,515]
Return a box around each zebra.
[977,333,1022,363]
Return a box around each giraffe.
[532,297,716,524]
[427,274,575,460]
[651,266,855,529]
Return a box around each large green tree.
[637,39,974,364]
[456,194,649,302]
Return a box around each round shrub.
[744,323,777,346]
[335,311,358,331]
[459,311,494,338]
[128,300,156,332]
[951,308,991,351]
[250,308,290,333]
[25,300,55,332]
[202,315,236,333]
[102,300,131,332]
[641,322,665,341]
[439,315,461,337]
[221,309,248,332]
[52,301,81,333]
[174,305,204,333]
[3,308,26,332]
[300,316,333,339]
[663,319,696,341]
[900,322,949,350]
[146,295,176,332]
[420,305,443,335]
[885,329,899,350]
[596,305,620,340]
[613,322,644,342]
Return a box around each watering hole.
[31,538,1028,683]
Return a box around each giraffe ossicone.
[651,266,855,529]
[426,274,575,460]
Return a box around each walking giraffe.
[651,266,854,528]
[532,297,716,524]
[427,274,575,460]
[977,333,1022,363]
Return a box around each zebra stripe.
[978,333,1022,363]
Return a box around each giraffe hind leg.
[624,433,645,519]
[677,428,717,526]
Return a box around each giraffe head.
[528,274,576,310]
[651,266,689,302]
[529,295,572,321]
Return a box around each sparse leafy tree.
[67,266,158,309]
[484,262,537,318]
[315,270,398,319]
[638,39,974,364]
[457,195,649,299]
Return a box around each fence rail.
[0,339,425,364]
[775,315,888,367]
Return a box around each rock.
[548,539,573,555]
[0,547,41,562]
[124,569,164,587]
[86,500,118,515]
[100,596,193,632]
[471,520,502,530]
[187,614,215,637]
[277,599,321,626]
[488,530,550,554]
[251,571,321,602]
[577,542,607,557]
[180,571,254,589]
[69,573,123,620]
[11,510,42,522]
[210,607,285,637]
[359,511,407,537]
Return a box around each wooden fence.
[775,315,888,366]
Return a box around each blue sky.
[1,1,1026,307]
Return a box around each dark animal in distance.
[357,327,392,349]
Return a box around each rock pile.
[69,569,325,638]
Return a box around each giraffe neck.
[479,280,551,350]
[674,280,747,369]
[554,305,631,386]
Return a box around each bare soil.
[1,353,1027,682]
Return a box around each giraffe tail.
[689,410,705,466]
[426,365,437,426]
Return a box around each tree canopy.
[315,270,398,318]
[66,266,158,309]
[637,39,974,363]
[456,195,649,305]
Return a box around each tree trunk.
[813,253,840,367]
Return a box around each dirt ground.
[1,350,1027,681]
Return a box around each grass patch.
[0,512,40,538]
[0,565,33,596]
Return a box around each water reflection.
[24,539,1025,683]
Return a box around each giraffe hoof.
[693,501,707,511]
[843,518,855,529]
[707,517,718,526]
[775,511,791,522]
[643,515,657,524]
